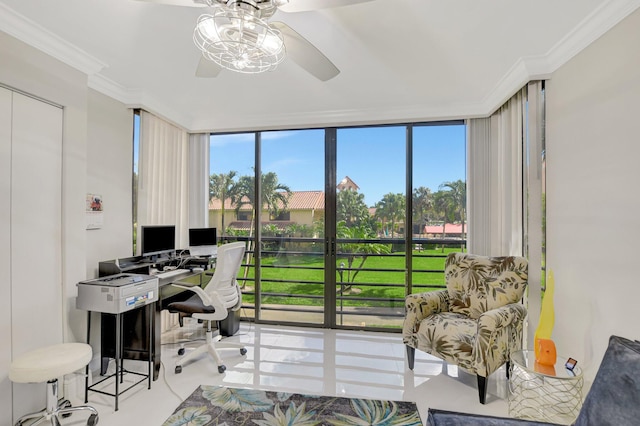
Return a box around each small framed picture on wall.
[86,193,104,229]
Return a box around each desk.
[509,350,584,425]
[98,255,215,380]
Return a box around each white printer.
[77,273,158,314]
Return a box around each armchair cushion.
[445,253,528,319]
[417,312,477,370]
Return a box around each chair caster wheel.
[218,365,226,373]
[178,348,185,356]
[87,413,99,426]
[175,365,182,374]
[240,348,247,355]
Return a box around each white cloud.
[264,157,301,172]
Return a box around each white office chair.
[167,241,247,374]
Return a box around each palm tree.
[232,171,291,221]
[231,170,291,285]
[439,180,466,239]
[412,186,432,237]
[337,188,369,227]
[432,190,454,251]
[209,171,238,238]
[374,193,405,237]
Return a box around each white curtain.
[138,111,191,331]
[523,81,545,346]
[189,133,210,228]
[467,88,526,256]
[138,111,189,248]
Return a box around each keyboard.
[155,268,190,279]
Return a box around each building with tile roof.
[209,190,325,233]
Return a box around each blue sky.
[134,117,465,207]
[210,124,466,207]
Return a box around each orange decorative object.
[536,337,557,366]
[534,360,556,376]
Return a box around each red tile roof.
[285,191,325,210]
[209,190,324,211]
[424,223,465,234]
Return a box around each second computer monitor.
[189,227,217,257]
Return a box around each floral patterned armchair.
[403,253,528,404]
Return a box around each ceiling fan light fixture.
[193,5,285,74]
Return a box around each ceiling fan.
[136,0,374,81]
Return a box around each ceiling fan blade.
[195,56,223,78]
[133,0,207,7]
[278,0,374,13]
[271,22,339,81]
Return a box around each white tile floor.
[74,321,512,425]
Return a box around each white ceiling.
[1,0,638,132]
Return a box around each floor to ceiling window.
[208,121,466,331]
[209,132,256,320]
[334,126,407,328]
[410,124,466,295]
[259,130,325,324]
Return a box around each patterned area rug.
[162,385,422,425]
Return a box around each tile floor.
[74,321,512,425]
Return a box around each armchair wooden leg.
[477,375,488,404]
[406,346,415,370]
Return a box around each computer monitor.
[140,225,176,259]
[188,227,217,257]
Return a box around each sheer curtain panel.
[137,111,189,249]
[467,88,526,256]
[138,112,190,331]
[188,133,210,228]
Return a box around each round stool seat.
[9,343,92,384]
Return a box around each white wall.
[1,31,134,416]
[0,85,13,426]
[86,89,135,279]
[84,90,135,371]
[546,8,640,382]
[0,31,88,421]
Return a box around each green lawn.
[238,247,462,307]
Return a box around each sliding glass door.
[258,130,326,324]
[209,122,466,330]
[334,126,407,328]
[209,132,256,320]
[411,124,467,295]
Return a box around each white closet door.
[11,92,64,419]
[0,87,12,426]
